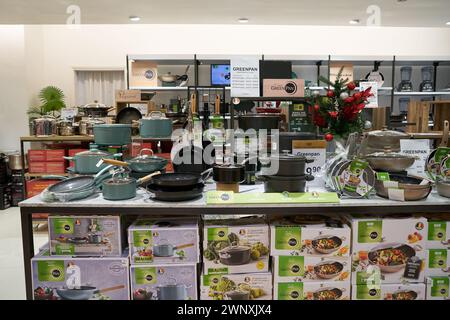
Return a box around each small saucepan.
[56,285,125,300]
[153,240,195,257]
[156,278,191,300]
[311,235,345,254]
[219,245,252,266]
[102,170,161,201]
[313,261,345,279]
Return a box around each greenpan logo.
[441,288,447,295]
[438,259,444,266]
[220,194,230,201]
[218,231,225,237]
[143,239,149,245]
[369,231,378,239]
[290,291,299,299]
[212,278,219,284]
[284,82,297,94]
[437,232,443,239]
[64,224,71,231]
[52,269,61,278]
[145,274,153,282]
[288,238,298,247]
[369,289,377,296]
[291,265,300,273]
[144,70,155,80]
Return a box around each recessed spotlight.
[446,21,450,26]
[397,0,408,3]
[349,19,360,25]
[129,16,140,22]
[238,18,249,23]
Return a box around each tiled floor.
[0,207,47,300]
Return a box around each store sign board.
[400,139,431,179]
[230,56,260,97]
[115,90,141,102]
[292,140,326,187]
[206,191,340,204]
[263,79,305,97]
[360,81,378,108]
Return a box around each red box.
[131,142,153,157]
[26,179,61,198]
[28,149,66,162]
[156,153,173,173]
[28,162,66,174]
[28,150,46,162]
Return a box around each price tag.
[387,188,405,201]
[292,140,326,187]
[400,139,431,179]
[383,181,399,188]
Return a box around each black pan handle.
[305,158,315,164]
[305,175,315,182]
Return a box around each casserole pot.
[102,171,160,201]
[368,242,416,273]
[224,290,250,300]
[311,235,344,254]
[359,127,410,155]
[261,151,314,176]
[64,147,121,174]
[80,101,114,118]
[313,261,345,279]
[364,147,417,172]
[436,179,450,198]
[374,174,432,201]
[56,285,125,300]
[93,124,132,145]
[272,132,317,153]
[219,245,252,266]
[313,287,344,300]
[102,149,167,173]
[79,118,105,136]
[260,174,314,193]
[238,113,281,131]
[156,279,190,300]
[139,111,173,138]
[153,240,195,257]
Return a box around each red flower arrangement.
[309,67,373,140]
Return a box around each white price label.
[292,144,326,188]
[388,188,405,201]
[400,139,431,179]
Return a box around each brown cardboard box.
[115,89,142,102]
[129,60,158,87]
[263,79,305,97]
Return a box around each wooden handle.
[175,243,195,250]
[101,159,129,167]
[215,94,221,114]
[137,171,161,185]
[191,93,197,114]
[99,285,125,294]
[441,120,449,147]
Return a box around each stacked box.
[352,283,426,300]
[28,149,66,173]
[425,215,450,278]
[48,216,122,257]
[271,216,351,300]
[426,276,450,300]
[31,250,130,300]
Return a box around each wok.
[56,285,125,300]
[313,261,344,279]
[311,235,344,254]
[364,148,417,172]
[313,287,344,300]
[368,242,416,273]
[116,107,142,125]
[392,289,418,300]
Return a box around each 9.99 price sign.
[292,140,326,188]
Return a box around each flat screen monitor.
[211,64,231,86]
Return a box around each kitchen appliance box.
[270,218,351,257]
[272,255,351,283]
[200,272,272,300]
[48,216,123,257]
[426,215,450,249]
[31,250,130,300]
[351,283,426,300]
[346,214,427,284]
[273,280,350,300]
[426,249,450,277]
[128,218,200,265]
[130,264,198,300]
[203,218,270,274]
[426,276,450,300]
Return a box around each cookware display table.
[19,184,450,299]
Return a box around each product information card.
[230,56,260,97]
[292,140,327,188]
[360,81,378,108]
[400,139,431,178]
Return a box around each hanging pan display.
[426,120,449,180]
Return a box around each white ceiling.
[0,0,449,27]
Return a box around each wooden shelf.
[25,173,70,178]
[20,135,94,142]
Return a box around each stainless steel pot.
[79,101,115,118]
[57,120,75,136]
[79,118,105,136]
[436,179,450,198]
[31,117,57,136]
[7,152,27,170]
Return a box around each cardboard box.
[347,214,427,284]
[203,218,270,274]
[273,280,350,300]
[48,216,122,257]
[426,216,450,249]
[28,150,46,162]
[426,276,450,300]
[200,272,272,300]
[128,218,199,265]
[352,283,425,300]
[28,162,66,174]
[130,264,197,300]
[129,61,158,88]
[31,250,129,300]
[115,89,142,102]
[426,249,450,277]
[26,179,61,198]
[270,217,350,257]
[272,255,351,283]
[263,79,305,98]
[28,149,65,162]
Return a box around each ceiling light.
[397,0,408,2]
[349,19,360,25]
[238,18,249,23]
[129,16,140,22]
[446,21,450,26]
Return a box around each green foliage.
[27,86,66,119]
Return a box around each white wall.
[1,24,450,150]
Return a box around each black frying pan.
[116,107,142,124]
[147,184,204,202]
[150,169,212,188]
